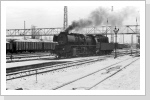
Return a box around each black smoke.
[65,7,138,32]
[65,19,92,32]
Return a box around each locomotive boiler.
[53,32,114,58]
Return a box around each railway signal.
[113,26,119,59]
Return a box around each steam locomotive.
[53,32,114,58]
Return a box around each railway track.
[6,50,139,81]
[52,56,139,90]
[6,49,139,63]
[6,52,55,63]
[6,56,107,81]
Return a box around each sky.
[6,2,140,29]
[5,1,141,43]
[7,6,101,29]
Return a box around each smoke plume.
[65,7,137,32]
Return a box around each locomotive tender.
[53,31,114,58]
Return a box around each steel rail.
[52,56,139,90]
[6,56,106,81]
[87,58,139,90]
[6,50,139,81]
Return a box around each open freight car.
[6,39,58,53]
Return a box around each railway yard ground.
[6,49,140,90]
[91,58,140,90]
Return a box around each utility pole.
[64,6,68,30]
[106,18,108,37]
[136,17,138,54]
[24,21,25,39]
[123,33,124,44]
[131,31,133,56]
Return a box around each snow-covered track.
[6,52,53,63]
[52,56,139,90]
[6,56,106,81]
[6,50,139,81]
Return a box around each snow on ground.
[56,57,140,90]
[6,55,140,90]
[6,56,104,68]
[92,58,140,90]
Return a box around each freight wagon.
[6,39,58,54]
